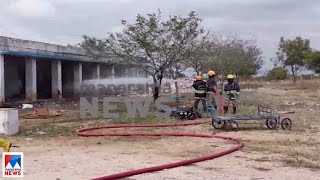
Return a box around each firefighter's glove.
[0,138,11,152]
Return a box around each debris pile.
[164,78,194,94]
[21,107,61,119]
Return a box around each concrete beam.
[0,55,4,105]
[73,62,82,98]
[25,58,37,101]
[51,60,62,99]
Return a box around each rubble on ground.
[163,78,194,93]
[21,107,61,119]
[22,104,33,109]
[285,102,297,106]
[276,110,295,114]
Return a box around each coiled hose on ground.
[76,120,244,180]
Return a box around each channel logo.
[2,152,23,177]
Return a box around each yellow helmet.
[208,70,216,77]
[227,74,234,79]
[195,76,203,80]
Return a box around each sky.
[0,0,319,74]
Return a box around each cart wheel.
[170,112,176,118]
[266,118,277,129]
[187,113,196,120]
[212,119,225,129]
[225,121,239,131]
[195,111,202,118]
[281,118,292,130]
[178,114,185,120]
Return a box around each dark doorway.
[82,62,98,80]
[100,64,113,78]
[61,61,74,98]
[4,55,26,101]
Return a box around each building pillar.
[111,65,115,78]
[125,67,128,78]
[51,60,62,99]
[0,55,5,105]
[25,58,37,101]
[96,64,100,79]
[136,68,139,78]
[74,62,82,98]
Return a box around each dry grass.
[11,80,320,172]
[295,79,320,91]
[209,81,320,170]
[238,85,320,170]
[262,79,320,92]
[252,167,271,172]
[16,109,179,138]
[243,138,320,170]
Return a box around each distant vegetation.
[80,10,320,93]
[267,67,288,80]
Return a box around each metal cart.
[211,106,293,131]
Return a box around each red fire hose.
[76,120,244,180]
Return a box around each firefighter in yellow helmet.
[206,70,218,109]
[223,74,240,114]
[193,75,208,111]
[0,138,12,152]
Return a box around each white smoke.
[83,77,153,85]
[81,77,195,96]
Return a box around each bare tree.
[184,32,212,75]
[81,10,205,101]
[205,35,263,77]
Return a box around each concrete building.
[0,36,147,105]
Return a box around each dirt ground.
[1,80,320,180]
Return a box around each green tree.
[206,35,263,77]
[306,51,320,73]
[80,10,205,101]
[267,67,288,80]
[276,37,311,84]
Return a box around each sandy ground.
[6,127,320,180]
[1,81,320,180]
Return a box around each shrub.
[267,67,288,80]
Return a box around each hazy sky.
[0,0,319,72]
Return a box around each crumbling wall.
[0,36,87,60]
[0,36,117,62]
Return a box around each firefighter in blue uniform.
[223,74,240,114]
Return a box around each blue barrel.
[170,94,185,100]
